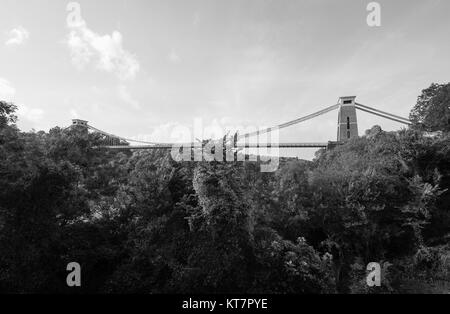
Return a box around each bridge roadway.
[99,142,341,150]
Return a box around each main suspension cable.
[355,103,411,123]
[355,106,412,125]
[238,103,340,140]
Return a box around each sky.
[1,0,449,159]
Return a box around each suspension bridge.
[68,96,411,153]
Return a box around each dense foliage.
[0,83,449,293]
[410,82,450,132]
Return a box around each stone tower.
[71,119,89,134]
[72,119,88,127]
[337,96,358,142]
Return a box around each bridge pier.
[337,96,358,141]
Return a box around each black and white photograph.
[0,0,449,305]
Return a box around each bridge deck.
[100,142,332,150]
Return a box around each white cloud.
[193,12,200,26]
[0,78,16,101]
[5,26,29,46]
[168,50,181,64]
[132,122,184,143]
[69,109,80,118]
[118,84,140,109]
[0,78,44,123]
[66,31,93,69]
[16,104,44,123]
[66,18,139,80]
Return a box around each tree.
[0,105,91,292]
[304,127,444,292]
[410,82,450,132]
[0,101,17,128]
[185,162,255,292]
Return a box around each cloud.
[193,12,200,26]
[132,122,185,143]
[16,104,44,123]
[5,26,29,46]
[66,31,93,69]
[168,50,181,64]
[118,84,140,109]
[69,109,80,118]
[66,17,139,80]
[0,78,44,123]
[0,78,16,101]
